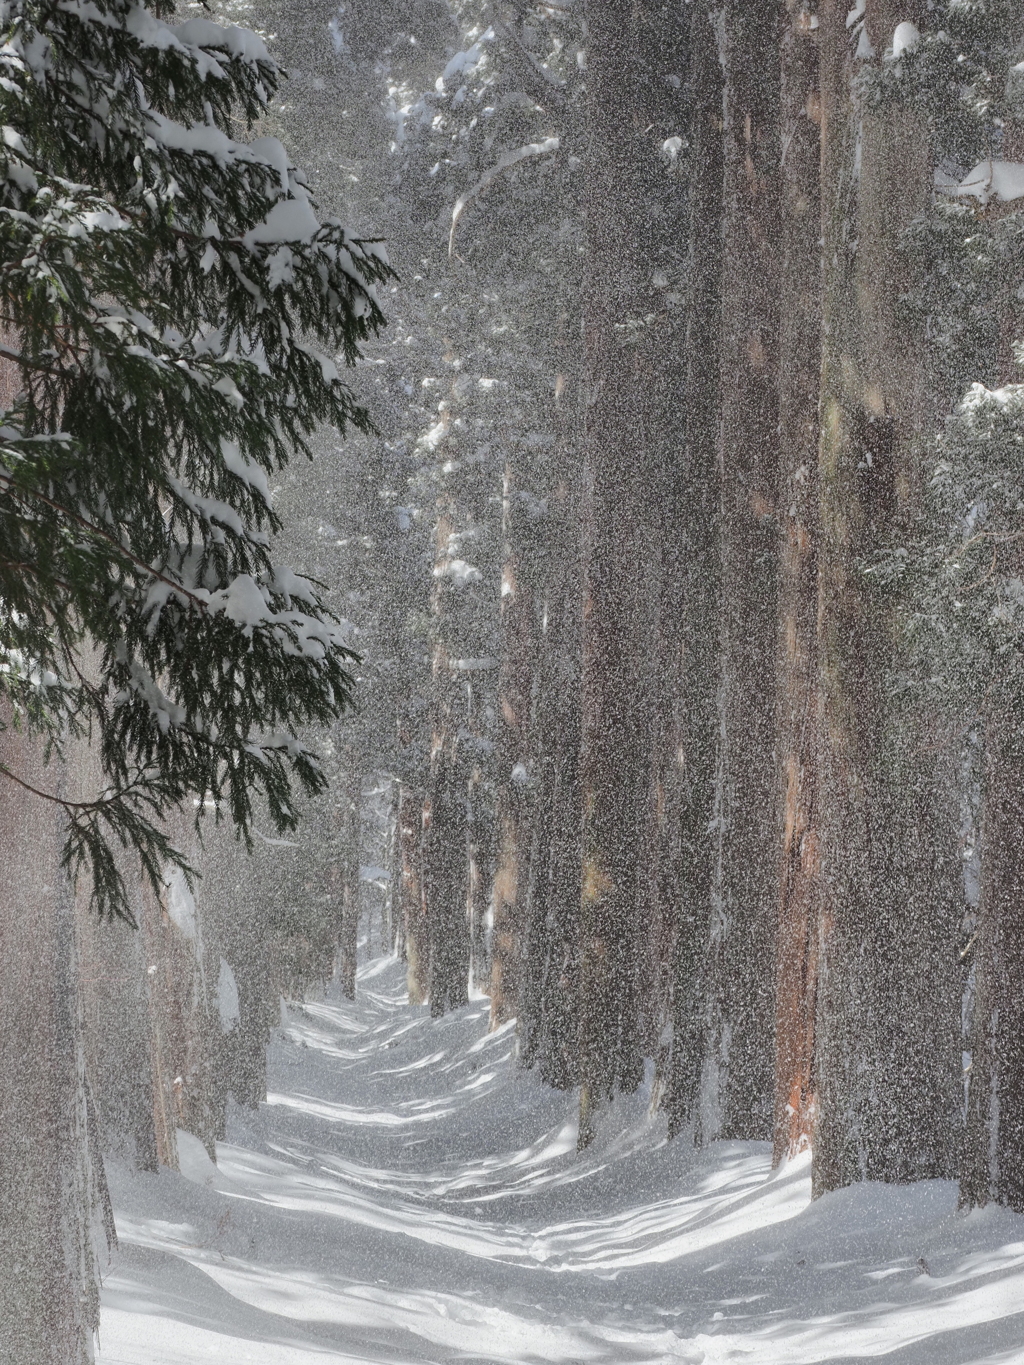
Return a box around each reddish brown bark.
[773,0,823,1166]
[0,729,103,1364]
[662,0,723,1138]
[576,0,663,1144]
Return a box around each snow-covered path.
[98,957,1024,1364]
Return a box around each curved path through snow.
[99,957,1024,1364]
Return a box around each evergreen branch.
[0,0,387,919]
[0,472,213,612]
[0,758,144,813]
[0,343,67,379]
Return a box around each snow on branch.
[448,137,559,257]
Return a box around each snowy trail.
[98,957,1024,1365]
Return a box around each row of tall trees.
[8,0,1024,1357]
[282,0,1024,1215]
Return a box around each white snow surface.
[163,867,198,942]
[98,955,1024,1364]
[890,22,921,57]
[957,160,1024,205]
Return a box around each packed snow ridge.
[99,955,1024,1364]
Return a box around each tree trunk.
[142,850,223,1163]
[382,784,401,957]
[576,0,663,1145]
[773,0,823,1166]
[709,0,782,1143]
[520,472,584,1090]
[961,721,1024,1210]
[813,0,962,1194]
[960,131,1024,1208]
[0,733,105,1365]
[78,870,159,1172]
[337,765,361,1000]
[626,0,701,1108]
[489,458,537,1026]
[662,0,724,1140]
[423,483,471,1016]
[425,741,470,1015]
[399,785,429,1004]
[466,748,493,997]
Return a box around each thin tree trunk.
[399,784,429,1004]
[337,765,361,1000]
[489,458,536,1024]
[773,0,823,1166]
[517,154,585,1088]
[142,846,222,1162]
[390,786,403,955]
[423,485,471,1015]
[710,0,782,1143]
[425,741,470,1015]
[962,720,1024,1210]
[520,474,583,1089]
[632,0,699,1102]
[663,0,724,1140]
[466,748,493,996]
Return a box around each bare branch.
[449,137,560,257]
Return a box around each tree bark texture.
[489,456,537,1025]
[142,856,224,1163]
[576,0,673,1144]
[660,0,724,1140]
[708,0,782,1144]
[773,0,823,1165]
[520,470,584,1089]
[0,733,106,1365]
[962,721,1024,1211]
[423,479,471,1016]
[78,872,159,1172]
[399,784,429,1005]
[619,0,701,1102]
[466,756,493,995]
[813,0,962,1194]
[337,765,362,1000]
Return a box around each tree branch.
[0,470,214,613]
[487,6,566,111]
[449,137,560,257]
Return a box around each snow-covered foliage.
[863,4,1024,727]
[870,383,1024,720]
[0,0,393,917]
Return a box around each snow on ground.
[97,955,1024,1364]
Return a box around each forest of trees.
[312,0,1024,1203]
[5,1,1024,1361]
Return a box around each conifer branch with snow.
[0,0,393,919]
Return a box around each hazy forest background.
[6,1,1024,1362]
